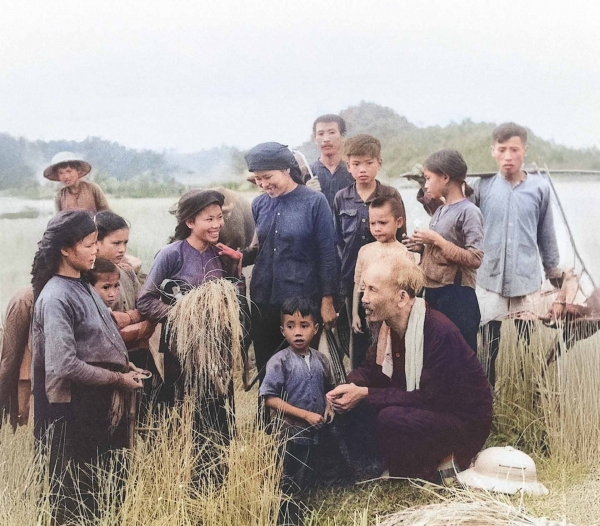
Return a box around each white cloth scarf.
[376,297,426,391]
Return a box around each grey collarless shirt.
[473,172,560,297]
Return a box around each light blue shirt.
[259,347,334,444]
[473,172,560,297]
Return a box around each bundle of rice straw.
[166,279,242,396]
[377,486,571,526]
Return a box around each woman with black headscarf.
[31,210,143,524]
[244,142,339,383]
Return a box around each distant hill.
[299,101,600,179]
[2,102,600,194]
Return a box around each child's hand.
[215,243,243,261]
[303,411,325,428]
[351,314,363,334]
[402,234,424,253]
[324,401,335,424]
[550,301,566,321]
[411,228,443,246]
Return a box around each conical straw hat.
[43,151,92,181]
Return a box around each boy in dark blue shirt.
[333,134,407,367]
[259,297,335,496]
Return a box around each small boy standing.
[333,134,407,367]
[43,151,110,213]
[259,297,335,496]
[352,196,414,335]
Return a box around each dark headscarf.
[31,210,97,299]
[37,210,96,255]
[245,142,304,185]
[170,189,225,242]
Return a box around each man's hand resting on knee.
[326,383,368,413]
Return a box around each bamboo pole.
[540,164,597,290]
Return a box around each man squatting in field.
[327,258,493,482]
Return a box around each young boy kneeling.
[259,298,335,495]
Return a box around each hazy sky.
[2,0,599,152]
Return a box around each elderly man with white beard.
[327,259,492,482]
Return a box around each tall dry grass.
[1,320,598,525]
[0,421,51,525]
[0,399,283,526]
[492,320,600,468]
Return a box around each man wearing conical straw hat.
[327,258,493,482]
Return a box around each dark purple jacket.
[348,307,492,430]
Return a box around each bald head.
[361,258,424,325]
[363,257,424,296]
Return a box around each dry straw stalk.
[166,279,242,396]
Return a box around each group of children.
[1,116,541,525]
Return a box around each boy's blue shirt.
[259,346,334,445]
[332,181,407,296]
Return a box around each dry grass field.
[1,193,599,525]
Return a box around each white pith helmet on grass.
[456,446,549,496]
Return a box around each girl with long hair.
[31,209,144,523]
[94,211,155,367]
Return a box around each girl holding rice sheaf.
[31,210,145,524]
[136,189,243,440]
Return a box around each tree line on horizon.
[2,101,600,195]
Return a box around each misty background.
[2,0,600,194]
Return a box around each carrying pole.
[540,164,597,290]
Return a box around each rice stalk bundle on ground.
[376,485,570,526]
[167,279,242,396]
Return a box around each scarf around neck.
[375,297,426,391]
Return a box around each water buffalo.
[214,187,255,251]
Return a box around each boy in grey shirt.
[259,298,334,495]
